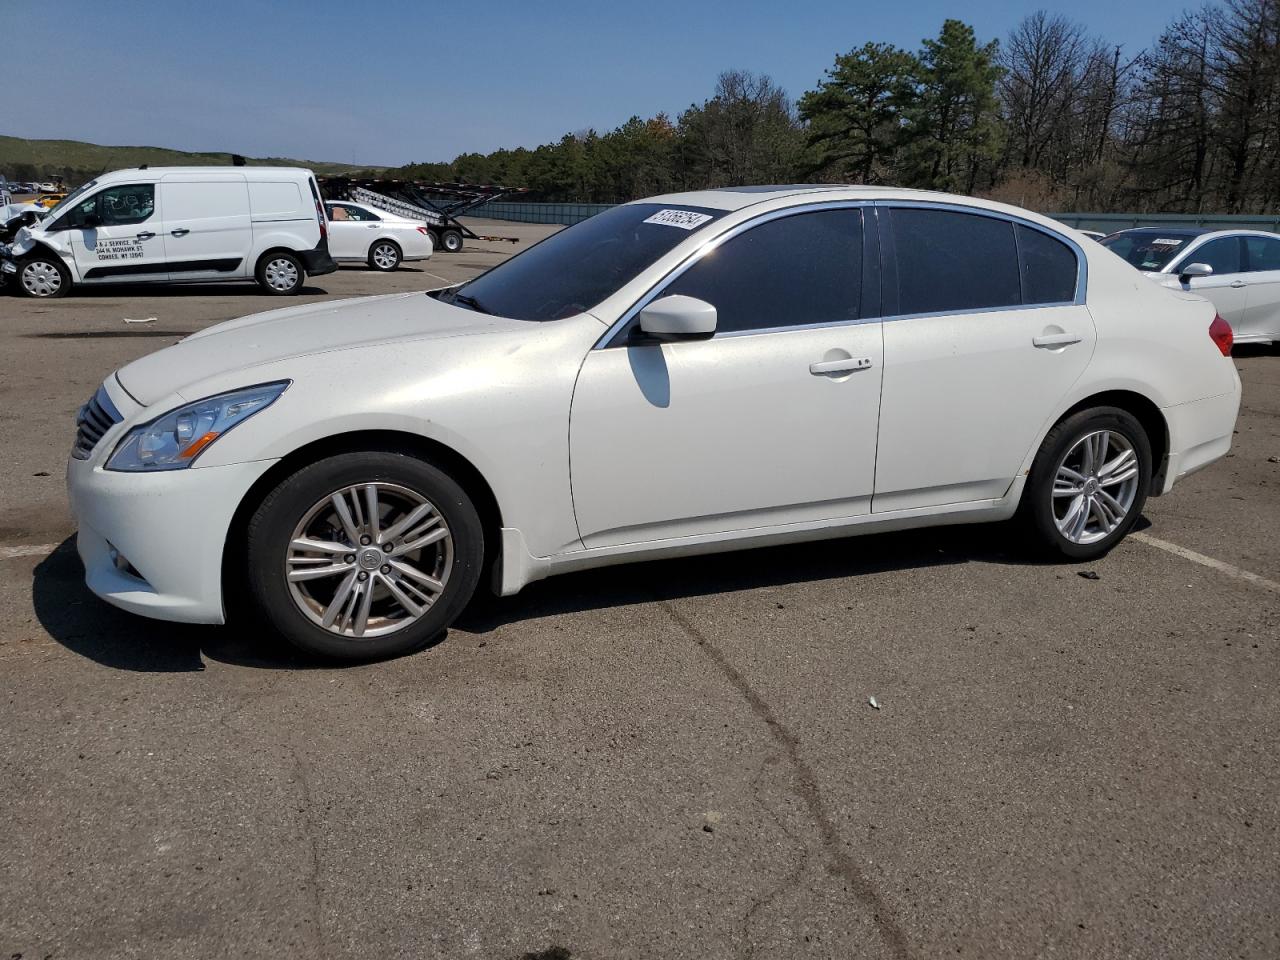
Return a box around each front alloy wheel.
[246,451,484,660]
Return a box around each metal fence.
[465,200,1280,232]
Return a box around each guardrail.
[464,201,1280,232]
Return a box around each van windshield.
[434,203,725,321]
[43,180,97,220]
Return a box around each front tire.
[245,451,484,661]
[16,254,71,298]
[255,251,304,295]
[1023,406,1152,560]
[368,240,402,271]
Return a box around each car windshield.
[1100,232,1194,272]
[42,180,96,220]
[436,202,726,321]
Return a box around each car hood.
[116,292,530,406]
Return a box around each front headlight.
[106,381,289,472]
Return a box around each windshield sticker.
[1151,238,1184,246]
[643,209,713,230]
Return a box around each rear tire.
[255,251,304,295]
[16,254,71,298]
[368,240,402,271]
[439,229,464,253]
[1022,406,1152,560]
[245,451,484,661]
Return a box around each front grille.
[72,386,122,460]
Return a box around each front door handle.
[136,231,156,241]
[1229,280,1247,288]
[170,228,190,237]
[810,357,873,375]
[1032,332,1083,348]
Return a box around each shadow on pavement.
[34,521,1075,672]
[65,283,329,299]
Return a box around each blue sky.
[7,0,1161,166]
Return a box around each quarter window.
[1017,224,1078,304]
[1186,237,1241,275]
[890,208,1021,314]
[659,209,864,334]
[1243,236,1280,272]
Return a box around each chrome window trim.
[593,200,874,349]
[593,198,1088,349]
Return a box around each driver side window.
[1186,237,1242,276]
[63,184,156,228]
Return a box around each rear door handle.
[136,231,156,241]
[810,357,873,375]
[170,228,190,237]
[1229,280,1247,288]
[1032,332,1083,348]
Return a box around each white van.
[1,166,337,297]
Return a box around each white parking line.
[424,272,452,284]
[0,543,61,561]
[1131,531,1280,595]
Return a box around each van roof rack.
[317,178,528,248]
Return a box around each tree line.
[391,1,1280,214]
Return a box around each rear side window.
[661,209,864,334]
[1243,236,1280,272]
[1017,224,1078,304]
[890,208,1020,314]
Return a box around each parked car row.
[0,166,440,297]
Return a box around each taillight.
[416,226,430,236]
[315,198,327,240]
[1209,313,1233,356]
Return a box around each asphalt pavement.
[1,220,1277,960]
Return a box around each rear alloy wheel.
[246,451,483,661]
[368,240,402,271]
[256,251,304,295]
[1023,406,1152,560]
[17,255,71,298]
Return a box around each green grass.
[0,134,383,183]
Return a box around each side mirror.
[82,213,102,229]
[636,295,717,342]
[1179,262,1213,282]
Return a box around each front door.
[326,202,382,259]
[62,182,168,283]
[874,205,1096,512]
[1174,235,1250,329]
[570,207,884,548]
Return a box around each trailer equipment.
[318,178,527,253]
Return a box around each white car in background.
[68,186,1240,662]
[325,200,433,271]
[1101,227,1280,345]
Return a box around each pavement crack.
[659,599,912,960]
[290,745,330,960]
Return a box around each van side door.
[159,175,252,279]
[55,183,168,283]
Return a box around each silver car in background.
[1101,227,1280,346]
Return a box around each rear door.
[159,175,251,279]
[1238,235,1280,342]
[60,182,168,283]
[1172,235,1249,329]
[874,204,1094,512]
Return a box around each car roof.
[630,184,1011,213]
[1105,227,1209,239]
[91,165,314,183]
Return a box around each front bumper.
[68,453,277,624]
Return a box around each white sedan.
[68,187,1241,661]
[325,200,433,271]
[1100,227,1280,345]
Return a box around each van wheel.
[1022,406,1151,560]
[439,229,464,253]
[256,251,304,295]
[16,254,71,298]
[245,451,484,661]
[368,240,401,271]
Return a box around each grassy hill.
[0,134,383,186]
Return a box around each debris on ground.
[123,316,157,324]
[1267,456,1279,463]
[868,696,881,710]
[1078,571,1101,580]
